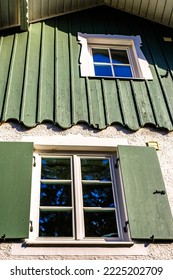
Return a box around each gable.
[0,6,173,131]
[1,0,173,31]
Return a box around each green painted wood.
[20,23,42,127]
[0,35,14,113]
[55,16,72,128]
[37,20,55,123]
[129,80,156,126]
[68,13,89,125]
[142,22,173,129]
[117,80,140,130]
[0,142,33,239]
[0,0,10,27]
[101,79,123,126]
[20,0,28,31]
[118,145,173,240]
[0,6,173,130]
[2,32,28,122]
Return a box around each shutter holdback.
[153,190,166,195]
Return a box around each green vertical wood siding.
[0,142,33,239]
[1,6,173,130]
[118,145,173,240]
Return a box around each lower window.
[29,152,127,243]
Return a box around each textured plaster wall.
[0,122,173,260]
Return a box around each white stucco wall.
[0,122,172,260]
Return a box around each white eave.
[1,0,173,31]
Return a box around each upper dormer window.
[78,33,153,80]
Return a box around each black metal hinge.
[123,221,129,233]
[30,221,33,232]
[115,158,120,168]
[33,156,36,167]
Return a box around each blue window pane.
[93,49,110,63]
[113,65,133,77]
[94,65,113,76]
[111,49,129,64]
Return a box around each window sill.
[12,242,148,256]
[86,76,153,81]
[25,239,134,246]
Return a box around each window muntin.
[34,153,123,241]
[92,48,133,78]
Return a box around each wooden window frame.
[78,33,153,80]
[29,150,130,245]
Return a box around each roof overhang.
[1,0,173,31]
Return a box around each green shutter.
[0,142,33,239]
[118,145,173,240]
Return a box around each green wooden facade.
[1,6,173,130]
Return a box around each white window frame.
[78,33,153,80]
[28,142,131,245]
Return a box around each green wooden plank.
[130,80,156,126]
[118,145,173,240]
[37,20,55,123]
[69,13,89,125]
[54,16,72,128]
[20,0,28,31]
[87,79,106,129]
[117,80,140,130]
[0,142,33,239]
[101,79,123,126]
[0,35,14,113]
[2,32,28,122]
[20,23,42,127]
[0,0,9,27]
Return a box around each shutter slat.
[0,142,33,239]
[118,145,173,240]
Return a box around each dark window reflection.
[81,159,111,181]
[39,211,72,237]
[111,49,129,64]
[41,158,71,180]
[84,211,118,237]
[83,183,114,207]
[93,49,110,63]
[40,183,71,206]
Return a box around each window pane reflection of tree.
[81,159,111,181]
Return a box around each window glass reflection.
[83,183,114,207]
[39,211,72,237]
[81,158,111,181]
[93,49,110,63]
[113,65,132,77]
[111,49,129,64]
[40,183,71,206]
[84,211,118,237]
[41,158,71,180]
